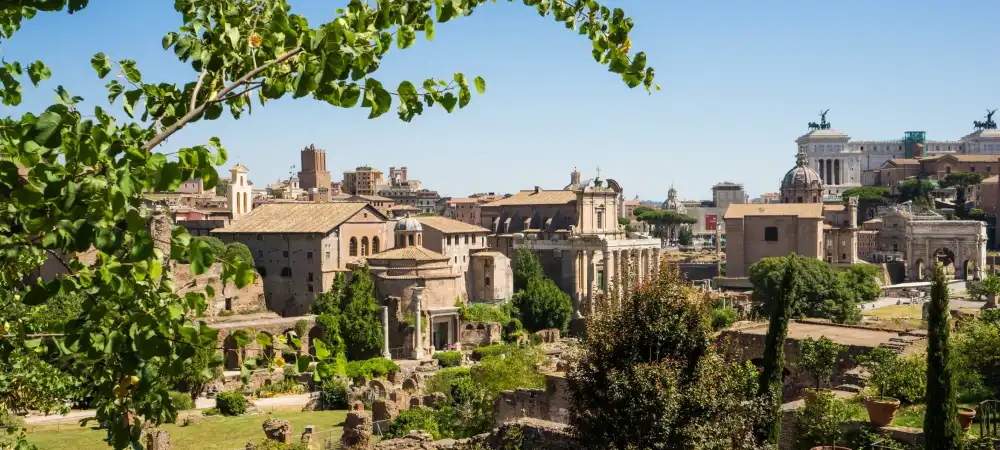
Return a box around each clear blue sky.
[5,0,1000,203]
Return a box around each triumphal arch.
[900,214,987,281]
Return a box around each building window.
[946,166,952,174]
[308,272,314,282]
[280,267,292,277]
[257,250,263,257]
[306,251,313,259]
[764,227,778,242]
[225,298,232,311]
[258,267,267,278]
[325,251,331,259]
[282,250,289,257]
[372,236,380,253]
[349,237,358,256]
[307,284,314,292]
[464,235,469,245]
[447,236,452,245]
[485,276,491,287]
[597,210,604,229]
[971,166,976,172]
[408,234,415,246]
[256,234,262,241]
[361,237,369,256]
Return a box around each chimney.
[534,186,542,194]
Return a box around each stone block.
[422,392,446,410]
[261,418,292,444]
[535,328,561,343]
[342,411,373,448]
[372,399,399,422]
[351,400,365,411]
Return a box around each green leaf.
[474,76,486,95]
[24,338,42,349]
[340,83,361,108]
[205,284,215,299]
[119,59,141,83]
[123,89,142,118]
[256,332,272,349]
[224,23,240,47]
[261,78,286,99]
[167,303,183,321]
[439,92,457,112]
[150,259,163,280]
[27,61,51,86]
[397,25,416,49]
[232,330,251,348]
[162,32,179,50]
[312,338,331,360]
[178,324,199,342]
[90,53,111,78]
[297,355,311,373]
[424,18,435,41]
[32,111,63,148]
[94,228,116,251]
[189,237,214,275]
[458,86,471,108]
[316,361,334,378]
[234,260,256,288]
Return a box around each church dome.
[781,152,822,190]
[394,217,423,232]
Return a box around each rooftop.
[724,203,824,219]
[212,202,375,234]
[416,216,490,234]
[482,189,577,207]
[367,246,449,262]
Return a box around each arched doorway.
[914,259,926,281]
[962,260,973,281]
[224,335,243,371]
[933,247,956,279]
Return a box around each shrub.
[424,367,472,401]
[502,318,524,343]
[434,351,462,368]
[511,277,573,332]
[223,242,255,268]
[794,390,860,449]
[471,344,516,361]
[797,336,847,389]
[710,306,737,330]
[168,390,194,411]
[320,379,349,410]
[345,357,399,380]
[201,407,220,416]
[463,303,513,324]
[384,407,442,440]
[886,354,926,403]
[257,379,305,398]
[215,391,248,416]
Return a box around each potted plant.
[958,407,977,432]
[980,274,1000,309]
[798,336,847,400]
[857,347,901,427]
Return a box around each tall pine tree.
[756,254,799,445]
[924,262,963,449]
[340,264,384,361]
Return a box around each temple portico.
[514,234,661,317]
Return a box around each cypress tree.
[923,262,963,449]
[339,264,384,361]
[756,254,799,445]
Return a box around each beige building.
[416,216,513,302]
[344,194,394,216]
[781,152,824,204]
[229,164,254,219]
[212,202,393,316]
[723,203,824,278]
[866,207,987,280]
[712,181,748,210]
[481,170,661,318]
[858,230,878,261]
[298,144,332,199]
[447,193,503,225]
[357,218,465,356]
[343,166,384,196]
[178,178,216,196]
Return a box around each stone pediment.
[796,128,850,144]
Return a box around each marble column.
[620,249,630,293]
[381,306,391,360]
[413,287,425,359]
[605,250,615,297]
[586,250,596,316]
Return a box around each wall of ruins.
[459,322,501,349]
[213,316,318,371]
[493,374,570,425]
[174,263,266,317]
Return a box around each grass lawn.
[26,406,348,450]
[863,304,922,319]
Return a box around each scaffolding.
[903,131,926,158]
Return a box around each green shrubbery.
[857,347,926,403]
[319,379,349,410]
[215,391,248,416]
[168,390,194,411]
[433,351,462,368]
[794,389,863,449]
[383,407,443,440]
[257,379,305,398]
[471,344,516,361]
[345,357,399,380]
[710,306,737,330]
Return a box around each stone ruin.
[261,418,293,444]
[342,411,373,448]
[372,398,400,422]
[144,429,171,450]
[459,321,502,349]
[535,328,560,344]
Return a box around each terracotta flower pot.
[864,396,901,427]
[958,407,977,432]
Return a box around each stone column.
[605,249,616,299]
[381,306,391,360]
[586,250,596,317]
[412,287,425,359]
[633,250,642,284]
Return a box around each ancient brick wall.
[493,374,569,425]
[174,263,266,317]
[459,322,501,349]
[211,316,318,371]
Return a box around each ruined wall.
[459,322,501,349]
[212,316,317,371]
[174,263,266,317]
[493,374,569,425]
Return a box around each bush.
[424,367,472,402]
[511,277,573,332]
[794,390,861,449]
[215,391,248,416]
[502,318,524,343]
[257,379,305,398]
[345,357,399,380]
[223,242,255,268]
[201,407,220,416]
[710,306,737,330]
[320,379,349,410]
[857,347,925,403]
[471,344,516,361]
[169,390,194,411]
[434,351,462,368]
[383,407,442,440]
[463,303,513,324]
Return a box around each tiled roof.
[724,203,824,219]
[925,154,1000,163]
[885,158,920,167]
[483,190,576,207]
[416,216,489,234]
[388,205,420,210]
[823,205,846,212]
[213,202,372,233]
[350,194,393,202]
[448,197,477,204]
[366,246,448,262]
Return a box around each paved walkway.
[24,392,316,425]
[861,297,985,312]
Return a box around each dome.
[394,217,422,232]
[781,152,822,190]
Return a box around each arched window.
[361,237,369,256]
[408,234,415,246]
[417,234,422,246]
[372,236,380,253]
[280,267,292,277]
[349,237,358,256]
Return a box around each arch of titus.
[903,218,987,281]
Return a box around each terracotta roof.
[925,154,1000,163]
[724,203,824,219]
[823,205,846,212]
[350,194,393,202]
[416,216,489,234]
[483,190,576,207]
[213,202,375,233]
[884,158,920,167]
[448,197,477,204]
[366,246,448,262]
[472,251,508,258]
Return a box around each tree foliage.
[0,0,654,446]
[637,209,697,243]
[513,248,543,292]
[897,179,936,209]
[749,256,869,324]
[755,254,798,445]
[841,186,889,203]
[797,337,846,389]
[511,277,573,332]
[940,172,986,219]
[340,264,383,361]
[923,263,963,448]
[222,242,255,269]
[567,267,768,449]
